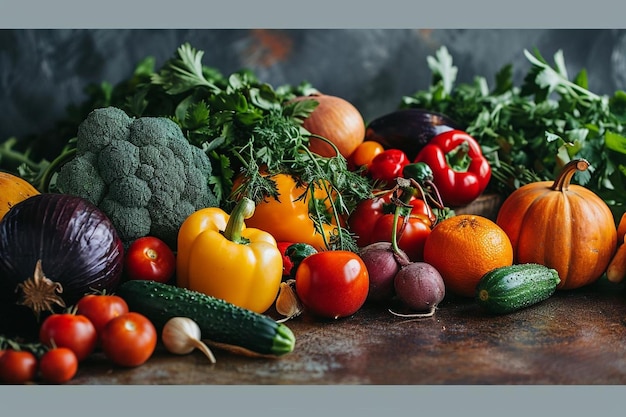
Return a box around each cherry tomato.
[369,214,432,261]
[39,347,78,384]
[39,313,97,362]
[368,149,409,185]
[76,293,129,337]
[100,312,157,367]
[124,236,176,283]
[349,141,384,170]
[0,349,37,384]
[295,250,369,319]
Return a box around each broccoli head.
[56,106,218,249]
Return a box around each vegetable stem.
[223,197,255,244]
[550,159,589,192]
[297,137,349,251]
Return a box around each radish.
[359,242,410,303]
[392,261,445,318]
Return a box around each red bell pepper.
[367,149,409,186]
[413,130,491,207]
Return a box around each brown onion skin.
[0,193,124,308]
[292,94,365,159]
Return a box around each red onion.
[0,193,124,316]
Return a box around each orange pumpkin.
[0,172,40,220]
[496,159,617,290]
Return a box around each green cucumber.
[116,280,295,356]
[475,263,560,315]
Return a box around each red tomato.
[368,149,409,185]
[39,347,78,384]
[124,236,176,283]
[295,251,369,319]
[369,214,432,261]
[76,293,129,337]
[100,312,157,367]
[348,195,387,247]
[39,313,97,362]
[0,349,38,384]
[348,191,434,248]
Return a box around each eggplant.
[0,193,124,323]
[365,108,461,160]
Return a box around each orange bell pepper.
[176,197,283,314]
[241,173,338,251]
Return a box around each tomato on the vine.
[348,189,434,260]
[348,194,386,247]
[369,213,432,261]
[295,250,369,319]
[39,347,78,384]
[100,312,157,367]
[76,293,129,337]
[124,236,176,283]
[0,349,38,384]
[39,313,97,362]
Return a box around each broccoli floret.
[56,106,218,248]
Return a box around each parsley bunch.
[402,46,626,220]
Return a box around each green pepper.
[402,162,434,184]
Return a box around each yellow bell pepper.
[241,173,338,251]
[176,197,283,314]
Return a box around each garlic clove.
[275,280,304,322]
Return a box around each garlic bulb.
[161,317,216,363]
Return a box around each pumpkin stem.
[550,159,590,192]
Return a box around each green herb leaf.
[151,43,221,95]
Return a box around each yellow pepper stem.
[223,197,256,244]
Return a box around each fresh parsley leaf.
[151,43,221,95]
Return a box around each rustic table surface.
[66,277,626,385]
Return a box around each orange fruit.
[423,214,514,297]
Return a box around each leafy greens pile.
[0,43,373,251]
[4,42,626,232]
[402,46,626,219]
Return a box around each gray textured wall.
[1,29,625,143]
